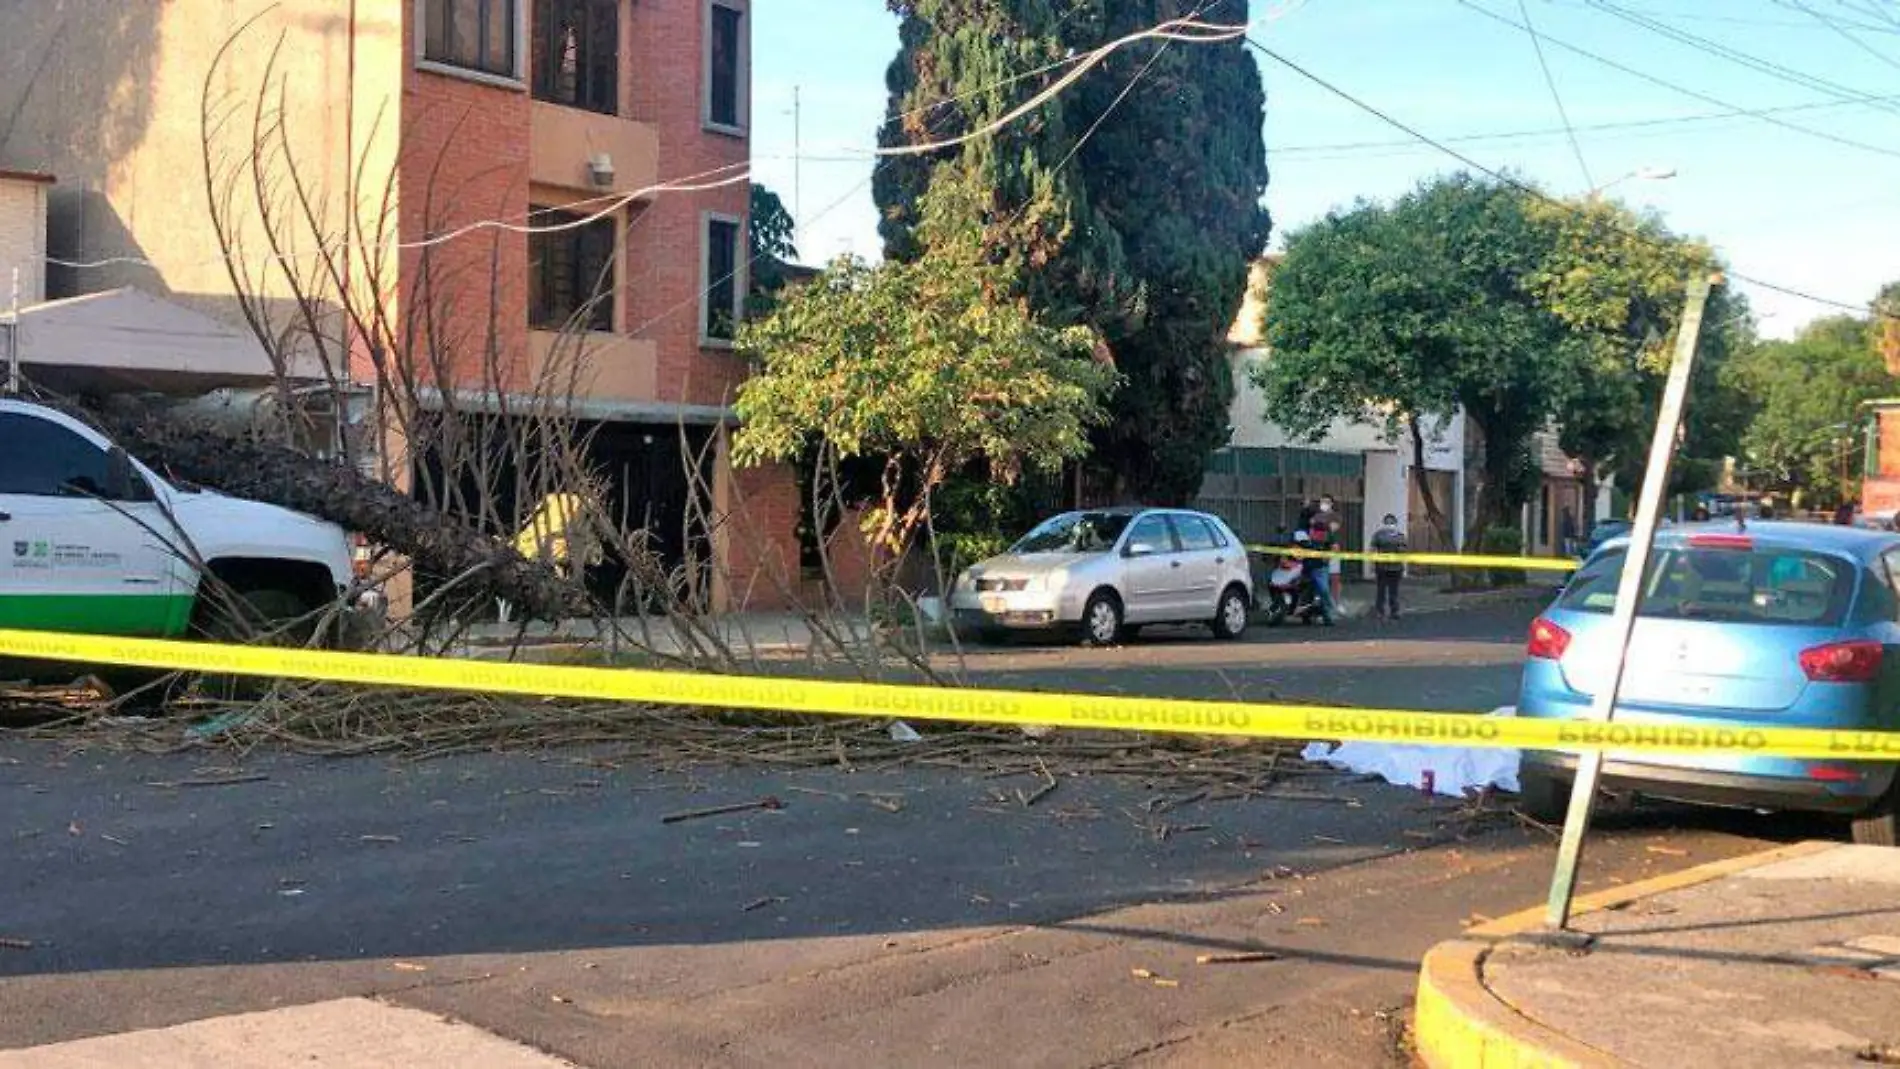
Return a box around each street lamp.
[1587,166,1677,200]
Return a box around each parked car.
[1516,522,1900,846]
[1,399,362,683]
[949,507,1253,646]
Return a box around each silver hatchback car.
[950,507,1254,645]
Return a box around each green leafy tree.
[1258,174,1588,540]
[734,187,1115,566]
[1526,197,1748,516]
[875,0,1269,504]
[1735,315,1891,506]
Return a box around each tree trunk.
[1470,418,1528,547]
[1581,463,1600,529]
[1407,415,1450,549]
[89,403,588,622]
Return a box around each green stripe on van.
[0,594,195,638]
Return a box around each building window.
[422,0,522,80]
[529,208,617,332]
[702,215,742,344]
[533,0,618,114]
[705,1,746,132]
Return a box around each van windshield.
[1559,546,1855,626]
[1011,512,1135,555]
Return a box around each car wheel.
[1518,768,1573,824]
[1081,592,1123,647]
[1851,784,1899,847]
[1212,586,1250,641]
[975,627,1009,646]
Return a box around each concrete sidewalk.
[1415,841,1900,1068]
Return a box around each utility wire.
[1270,92,1900,156]
[1242,35,1890,319]
[1779,0,1900,75]
[1581,0,1900,121]
[1456,0,1900,163]
[1515,0,1596,190]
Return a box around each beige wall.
[0,177,49,306]
[528,101,658,198]
[0,1,404,336]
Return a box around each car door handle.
[1170,560,1182,569]
[122,576,164,586]
[0,511,10,522]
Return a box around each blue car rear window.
[1558,546,1855,626]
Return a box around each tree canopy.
[1734,314,1892,506]
[733,185,1115,560]
[1258,174,1590,535]
[875,0,1270,504]
[1258,172,1743,535]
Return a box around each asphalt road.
[0,600,1844,1066]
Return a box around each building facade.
[0,0,799,610]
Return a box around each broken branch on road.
[662,797,785,825]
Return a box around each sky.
[751,0,1900,340]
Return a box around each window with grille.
[529,208,617,332]
[533,0,618,114]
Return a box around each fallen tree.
[81,399,587,623]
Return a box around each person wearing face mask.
[1300,496,1341,624]
[1371,513,1407,621]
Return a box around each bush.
[1478,526,1528,587]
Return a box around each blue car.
[1517,522,1900,845]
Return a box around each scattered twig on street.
[1017,758,1058,807]
[742,895,788,913]
[144,773,270,789]
[662,797,785,825]
[1196,951,1280,965]
[0,937,33,950]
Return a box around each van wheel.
[1518,768,1573,825]
[193,587,316,701]
[1851,783,1899,847]
[1081,592,1123,647]
[1212,586,1251,640]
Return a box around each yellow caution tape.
[1252,545,1581,573]
[3,628,1898,761]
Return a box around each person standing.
[1371,513,1407,621]
[1304,496,1342,623]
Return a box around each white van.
[0,399,358,668]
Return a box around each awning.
[4,287,323,395]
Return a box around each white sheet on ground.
[1300,707,1521,797]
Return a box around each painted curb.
[1412,840,1838,1068]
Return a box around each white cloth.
[1300,707,1521,797]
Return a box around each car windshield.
[1011,512,1135,555]
[1559,545,1856,626]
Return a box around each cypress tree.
[876,0,1269,504]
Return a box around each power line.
[1241,35,1888,319]
[1544,0,1900,34]
[1580,0,1900,121]
[1268,92,1900,156]
[1455,0,1900,163]
[1515,0,1596,190]
[1777,0,1900,75]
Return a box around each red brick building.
[399,0,799,609]
[0,0,802,612]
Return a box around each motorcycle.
[1263,554,1333,627]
